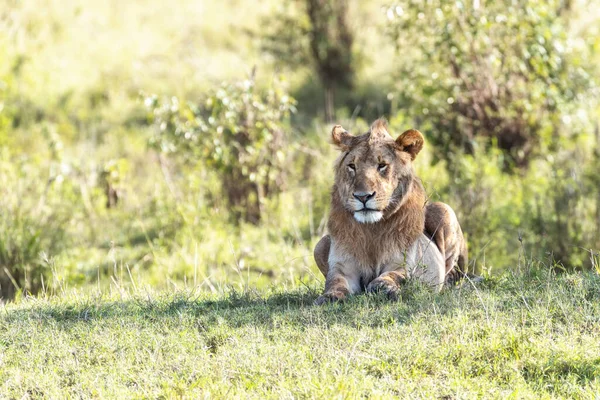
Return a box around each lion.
[313,119,469,304]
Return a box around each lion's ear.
[396,129,424,160]
[331,125,353,150]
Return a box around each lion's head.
[331,119,424,224]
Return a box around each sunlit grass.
[2,270,600,398]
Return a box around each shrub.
[418,135,599,272]
[384,1,599,269]
[385,0,596,168]
[146,75,296,224]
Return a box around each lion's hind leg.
[313,235,331,277]
[425,202,472,285]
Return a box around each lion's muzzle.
[350,191,383,223]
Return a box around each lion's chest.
[330,233,444,292]
[349,230,408,266]
[331,234,409,282]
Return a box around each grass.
[2,270,600,398]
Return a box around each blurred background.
[0,0,599,300]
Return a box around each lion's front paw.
[367,278,399,301]
[314,291,347,306]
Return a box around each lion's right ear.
[331,125,353,150]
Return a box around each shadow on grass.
[9,269,599,330]
[1,280,492,330]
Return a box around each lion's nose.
[353,191,375,205]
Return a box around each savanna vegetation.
[1,0,599,397]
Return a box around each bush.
[417,135,599,272]
[383,1,599,269]
[385,0,597,168]
[146,75,296,224]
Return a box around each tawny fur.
[315,201,469,283]
[424,202,469,284]
[327,178,425,269]
[314,119,468,304]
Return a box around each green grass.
[2,270,600,398]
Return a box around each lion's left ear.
[396,129,424,160]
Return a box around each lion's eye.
[347,163,356,172]
[378,163,388,172]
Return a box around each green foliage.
[0,46,15,148]
[147,75,296,223]
[416,134,599,271]
[386,0,597,167]
[0,150,74,300]
[260,2,312,69]
[383,0,599,269]
[0,0,598,298]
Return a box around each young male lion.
[314,119,468,304]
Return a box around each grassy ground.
[2,270,600,399]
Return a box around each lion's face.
[331,119,424,224]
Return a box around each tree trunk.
[305,0,353,123]
[324,85,335,123]
[223,169,261,225]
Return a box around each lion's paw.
[314,291,346,306]
[367,279,399,301]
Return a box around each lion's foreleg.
[314,272,352,305]
[314,254,361,305]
